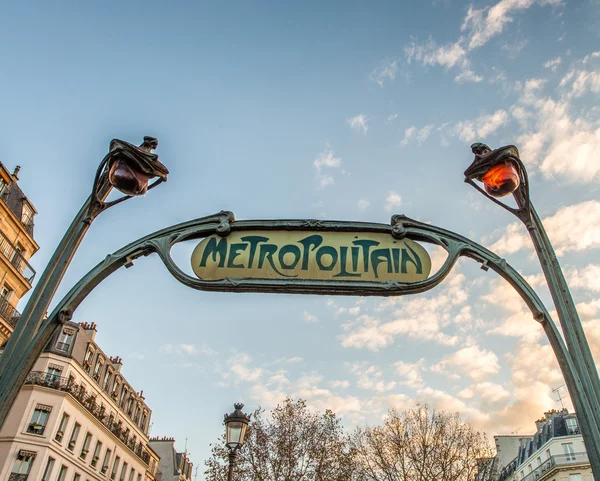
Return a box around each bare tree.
[204,398,355,481]
[351,405,492,481]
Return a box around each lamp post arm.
[528,205,600,395]
[0,188,107,377]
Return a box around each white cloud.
[347,114,368,134]
[490,201,600,256]
[313,149,343,188]
[357,198,370,212]
[348,362,397,392]
[340,272,468,350]
[220,351,262,386]
[384,191,402,212]
[568,264,600,292]
[329,380,350,389]
[387,113,398,122]
[405,38,467,69]
[455,109,509,142]
[432,345,500,381]
[455,69,484,83]
[401,124,435,145]
[461,0,561,50]
[371,58,399,87]
[394,359,425,388]
[544,56,562,72]
[303,311,319,323]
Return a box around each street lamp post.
[464,143,600,478]
[224,403,251,481]
[0,136,168,429]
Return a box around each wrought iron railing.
[0,230,35,283]
[516,452,588,481]
[24,372,150,465]
[8,474,28,481]
[0,296,21,328]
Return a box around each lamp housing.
[224,403,251,450]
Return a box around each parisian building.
[148,438,194,481]
[0,162,39,346]
[0,321,161,481]
[477,409,591,481]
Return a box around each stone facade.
[148,438,193,481]
[477,409,592,481]
[0,322,160,481]
[0,162,38,346]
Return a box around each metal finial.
[234,403,245,411]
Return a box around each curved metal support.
[2,210,598,471]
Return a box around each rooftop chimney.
[12,166,20,180]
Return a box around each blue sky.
[1,0,599,475]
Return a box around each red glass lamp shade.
[108,160,150,196]
[481,162,520,198]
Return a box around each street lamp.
[464,142,600,478]
[224,403,251,481]
[0,136,168,428]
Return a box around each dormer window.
[566,417,579,435]
[93,357,104,381]
[56,329,74,352]
[103,369,112,392]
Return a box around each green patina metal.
[0,137,598,481]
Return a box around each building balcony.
[0,296,21,328]
[8,474,29,481]
[0,230,35,283]
[519,452,589,481]
[24,372,151,465]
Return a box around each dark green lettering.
[370,248,393,279]
[278,245,301,269]
[352,240,379,272]
[316,246,338,271]
[351,246,359,271]
[227,243,247,268]
[258,244,295,277]
[299,235,323,270]
[392,248,400,273]
[241,236,269,268]
[334,246,361,278]
[401,244,423,274]
[199,237,228,268]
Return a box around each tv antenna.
[553,385,566,409]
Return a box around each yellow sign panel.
[191,231,431,283]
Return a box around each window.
[0,178,6,196]
[570,475,583,481]
[137,474,141,481]
[566,417,579,434]
[11,450,36,475]
[80,432,92,460]
[27,404,51,435]
[1,284,13,301]
[83,347,94,371]
[91,441,102,468]
[128,467,135,481]
[42,457,55,481]
[46,366,62,384]
[119,388,128,409]
[546,449,551,459]
[563,442,576,461]
[101,449,112,474]
[536,457,541,467]
[57,465,68,481]
[21,202,34,226]
[68,422,81,451]
[57,329,74,352]
[93,356,104,381]
[55,412,70,443]
[140,411,147,430]
[72,474,81,481]
[110,456,120,480]
[103,370,112,392]
[119,462,128,481]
